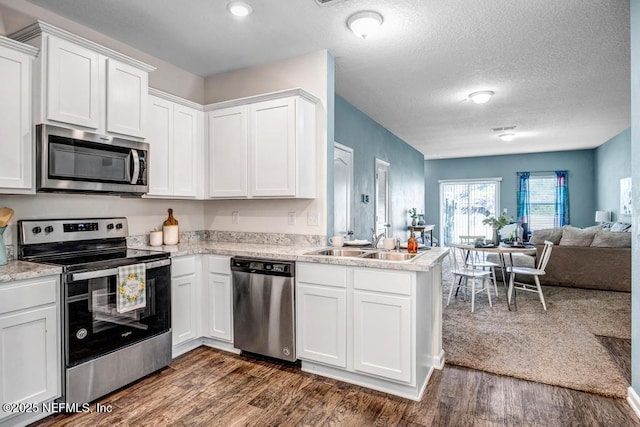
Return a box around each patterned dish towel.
[117,263,146,313]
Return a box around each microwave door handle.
[128,149,140,184]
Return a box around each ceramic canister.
[163,225,179,245]
[149,230,163,247]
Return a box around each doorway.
[375,159,390,237]
[333,143,354,237]
[439,178,501,244]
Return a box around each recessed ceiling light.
[468,91,495,104]
[347,11,383,39]
[227,1,253,17]
[499,133,516,142]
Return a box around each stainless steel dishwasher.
[231,257,296,362]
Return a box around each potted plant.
[408,208,418,226]
[482,211,512,243]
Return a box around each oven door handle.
[69,259,171,281]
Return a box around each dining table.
[447,241,537,310]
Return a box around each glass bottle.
[407,231,418,254]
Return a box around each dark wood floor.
[34,346,639,426]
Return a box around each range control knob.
[106,224,115,230]
[115,223,123,230]
[32,226,42,234]
[44,226,54,233]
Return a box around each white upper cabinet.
[11,21,155,139]
[106,58,148,138]
[206,89,318,199]
[0,37,38,193]
[147,90,203,198]
[208,106,248,198]
[46,37,100,129]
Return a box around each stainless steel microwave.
[36,124,149,195]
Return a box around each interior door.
[334,143,354,237]
[375,159,390,237]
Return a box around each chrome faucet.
[371,228,385,248]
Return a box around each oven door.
[64,259,171,367]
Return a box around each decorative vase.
[492,229,500,244]
[0,226,6,266]
[411,219,417,226]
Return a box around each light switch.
[288,212,296,225]
[232,211,239,224]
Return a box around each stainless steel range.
[18,217,172,404]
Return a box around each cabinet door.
[353,291,412,383]
[249,97,296,197]
[46,37,100,129]
[171,274,199,346]
[208,106,248,198]
[206,272,232,341]
[0,45,32,191]
[172,104,199,197]
[147,96,173,196]
[0,305,59,419]
[106,58,148,138]
[296,283,346,367]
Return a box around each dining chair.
[447,245,493,312]
[506,240,554,310]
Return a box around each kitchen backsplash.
[126,230,325,248]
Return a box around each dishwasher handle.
[230,257,295,277]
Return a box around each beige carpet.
[442,259,631,398]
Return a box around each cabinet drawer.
[353,269,412,295]
[172,256,196,278]
[297,263,347,288]
[207,255,231,275]
[0,277,58,314]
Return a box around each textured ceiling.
[26,0,630,159]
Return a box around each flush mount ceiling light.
[499,133,516,142]
[347,11,383,39]
[227,1,253,17]
[468,90,495,104]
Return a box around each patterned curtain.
[555,170,569,226]
[516,172,530,224]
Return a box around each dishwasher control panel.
[231,258,293,276]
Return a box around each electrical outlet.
[288,212,296,225]
[232,211,239,224]
[307,211,319,226]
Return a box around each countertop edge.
[0,261,63,283]
[136,243,450,272]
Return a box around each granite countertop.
[0,260,63,283]
[134,242,449,272]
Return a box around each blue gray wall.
[424,150,596,241]
[630,0,639,401]
[334,95,425,240]
[595,128,632,222]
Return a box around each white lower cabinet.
[296,283,347,367]
[296,262,415,385]
[204,255,233,342]
[352,291,411,382]
[171,256,200,347]
[0,276,60,424]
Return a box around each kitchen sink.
[307,249,369,257]
[361,251,422,261]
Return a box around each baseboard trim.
[627,387,640,419]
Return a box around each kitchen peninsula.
[133,239,448,401]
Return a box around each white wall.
[204,50,330,236]
[1,194,205,247]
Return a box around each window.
[439,179,500,244]
[528,175,556,231]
